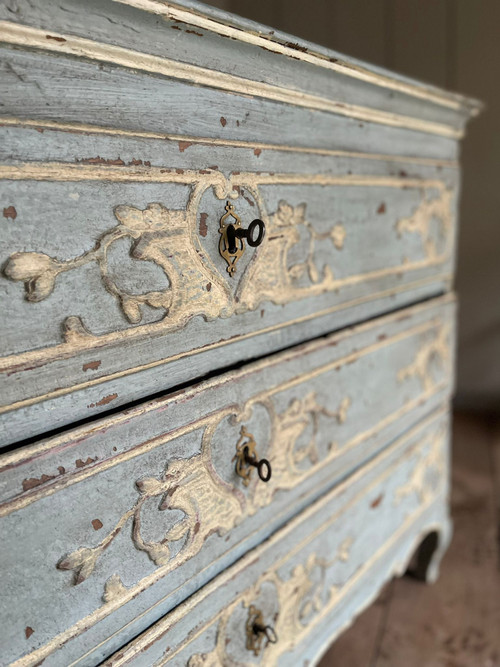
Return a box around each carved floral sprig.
[57,470,186,587]
[3,203,174,324]
[398,324,450,391]
[272,201,346,284]
[396,189,452,260]
[284,392,351,466]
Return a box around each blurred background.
[204,0,500,412]
[202,2,500,664]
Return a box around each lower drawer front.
[105,408,451,666]
[0,296,454,667]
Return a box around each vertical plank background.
[203,0,500,409]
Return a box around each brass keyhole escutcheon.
[233,426,272,486]
[218,200,265,277]
[245,604,278,656]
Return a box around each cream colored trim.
[0,315,448,516]
[0,167,453,372]
[0,21,462,138]
[0,293,454,469]
[0,163,451,186]
[114,0,479,116]
[0,274,453,415]
[0,117,459,167]
[10,407,448,667]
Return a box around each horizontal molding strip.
[0,117,459,168]
[0,164,451,186]
[0,293,454,469]
[0,164,452,186]
[0,315,444,516]
[12,407,447,667]
[0,274,453,416]
[115,0,479,115]
[0,21,462,138]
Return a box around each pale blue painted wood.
[100,408,452,666]
[0,0,478,445]
[0,298,454,666]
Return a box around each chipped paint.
[75,457,97,468]
[3,205,17,220]
[87,394,118,409]
[82,360,101,372]
[22,474,55,491]
[370,493,384,508]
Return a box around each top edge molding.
[113,0,483,118]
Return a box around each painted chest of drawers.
[0,1,479,665]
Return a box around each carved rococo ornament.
[56,390,351,597]
[2,170,452,352]
[187,540,354,667]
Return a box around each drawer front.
[0,140,459,444]
[0,296,454,667]
[0,1,469,445]
[104,408,452,666]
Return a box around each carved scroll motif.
[396,188,453,260]
[55,319,450,604]
[57,446,244,587]
[3,174,347,342]
[394,428,446,505]
[187,539,353,667]
[397,323,451,391]
[56,391,350,598]
[2,171,452,347]
[184,428,447,667]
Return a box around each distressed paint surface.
[0,297,454,666]
[102,409,452,666]
[0,0,478,444]
[0,162,459,444]
[0,2,477,666]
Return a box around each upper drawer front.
[0,296,454,667]
[0,133,459,444]
[104,408,451,667]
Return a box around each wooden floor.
[318,412,500,667]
